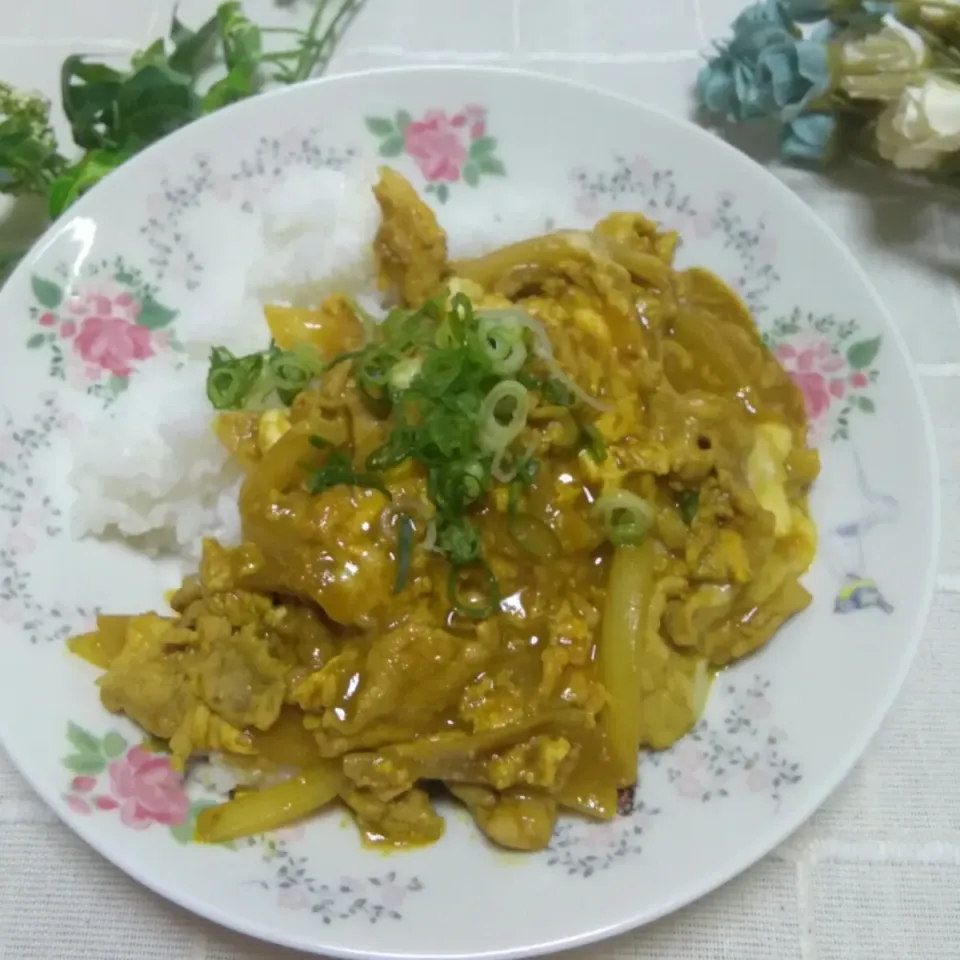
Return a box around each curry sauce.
[69,167,818,852]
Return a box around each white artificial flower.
[875,75,960,170]
[840,18,929,101]
[916,0,960,24]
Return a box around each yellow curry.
[69,168,819,852]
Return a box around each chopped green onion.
[416,348,468,397]
[541,378,576,407]
[366,425,418,472]
[507,514,561,560]
[450,291,474,323]
[206,346,265,410]
[267,343,317,406]
[677,489,700,525]
[477,307,612,413]
[306,448,389,497]
[429,461,489,516]
[507,455,539,514]
[515,455,539,486]
[593,490,655,547]
[459,461,487,504]
[581,422,608,464]
[323,347,366,373]
[492,447,520,484]
[479,380,530,453]
[388,356,423,391]
[448,561,500,620]
[435,301,466,348]
[356,349,394,400]
[289,341,326,376]
[437,516,483,567]
[393,513,415,594]
[477,313,527,376]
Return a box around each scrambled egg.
[258,408,292,452]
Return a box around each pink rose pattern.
[26,265,179,405]
[764,310,881,443]
[108,746,190,829]
[61,724,192,839]
[74,315,154,378]
[366,105,505,203]
[60,722,426,920]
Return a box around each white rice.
[248,166,380,309]
[68,169,552,562]
[69,359,243,563]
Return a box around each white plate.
[0,67,938,959]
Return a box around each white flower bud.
[876,75,960,170]
[840,18,929,101]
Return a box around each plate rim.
[0,64,942,960]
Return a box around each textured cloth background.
[2,1,959,957]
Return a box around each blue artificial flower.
[734,0,794,31]
[697,10,831,125]
[697,3,799,122]
[756,37,832,121]
[780,113,838,162]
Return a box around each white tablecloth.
[2,1,959,957]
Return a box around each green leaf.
[475,154,505,177]
[379,136,404,158]
[395,110,413,131]
[167,12,221,78]
[116,64,202,145]
[47,178,74,219]
[62,54,201,154]
[31,275,62,309]
[60,55,126,151]
[469,136,496,158]
[462,162,480,188]
[365,116,395,137]
[101,731,127,758]
[48,149,129,218]
[170,800,217,845]
[857,396,875,413]
[846,336,881,371]
[169,820,194,844]
[62,753,107,776]
[436,183,450,204]
[109,375,129,397]
[0,107,66,198]
[199,4,263,111]
[26,333,45,349]
[66,722,101,757]
[131,38,168,71]
[137,294,177,330]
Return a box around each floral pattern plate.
[0,67,938,960]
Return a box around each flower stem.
[288,0,366,84]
